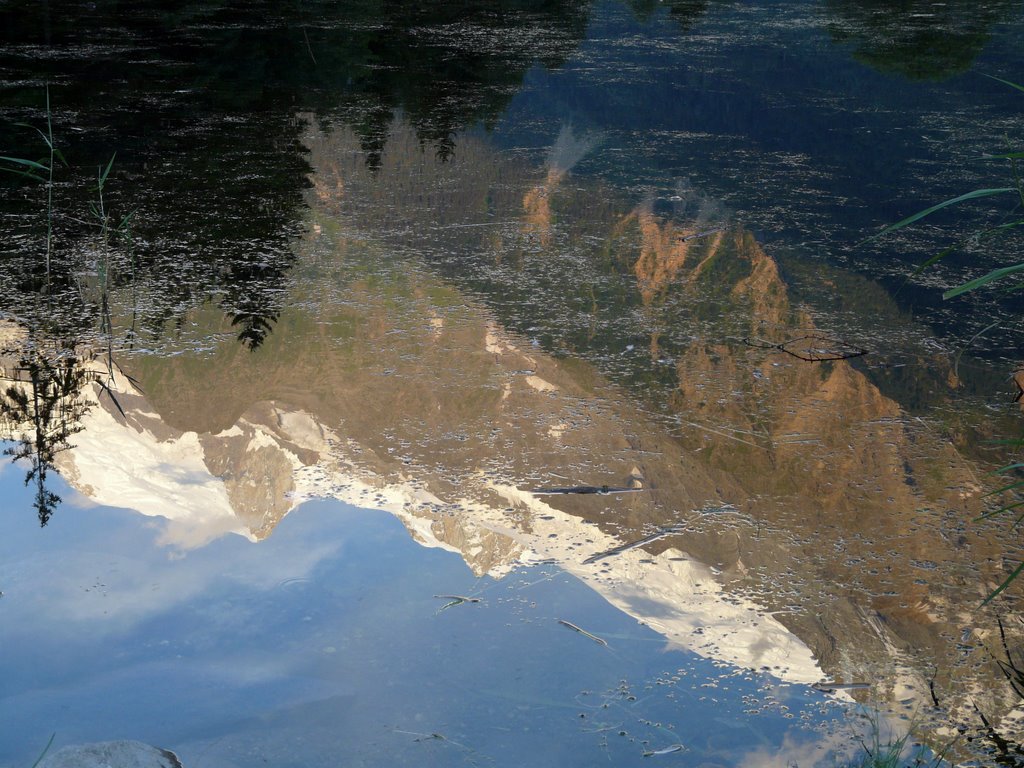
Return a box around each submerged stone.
[39,740,183,768]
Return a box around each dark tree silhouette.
[0,345,91,525]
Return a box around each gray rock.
[38,740,183,768]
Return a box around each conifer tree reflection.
[0,337,91,526]
[221,252,295,351]
[625,0,710,30]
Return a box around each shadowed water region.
[3,1,1024,766]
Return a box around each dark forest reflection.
[3,0,1021,365]
[824,0,1022,80]
[0,0,594,354]
[623,0,711,30]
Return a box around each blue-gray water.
[0,469,849,767]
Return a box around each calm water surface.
[2,1,1024,765]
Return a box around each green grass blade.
[944,262,1024,298]
[994,463,1024,473]
[983,479,1024,497]
[99,152,116,185]
[981,218,1024,237]
[915,217,1024,272]
[0,155,49,172]
[982,560,1024,605]
[983,151,1024,160]
[914,242,959,273]
[864,187,1016,243]
[988,438,1024,447]
[984,74,1024,95]
[976,501,1024,521]
[31,125,53,150]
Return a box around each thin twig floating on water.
[434,595,482,613]
[642,744,683,757]
[435,220,512,229]
[531,485,644,496]
[582,523,688,565]
[392,728,472,752]
[558,619,608,646]
[742,334,867,362]
[811,681,870,693]
[679,226,725,242]
[676,419,764,449]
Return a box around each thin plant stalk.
[44,86,54,295]
[30,733,55,768]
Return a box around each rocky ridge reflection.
[292,120,1024,751]
[17,118,1024,757]
[49,281,822,684]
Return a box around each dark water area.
[3,1,1024,766]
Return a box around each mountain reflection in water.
[2,2,1024,765]
[219,124,1024,753]
[2,117,1021,763]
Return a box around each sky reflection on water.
[0,469,851,767]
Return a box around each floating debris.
[642,744,684,757]
[743,334,867,362]
[531,485,645,495]
[582,523,688,565]
[434,595,482,612]
[812,681,871,693]
[679,226,725,243]
[558,619,609,647]
[699,504,740,516]
[392,728,473,752]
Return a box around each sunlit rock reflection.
[522,125,602,248]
